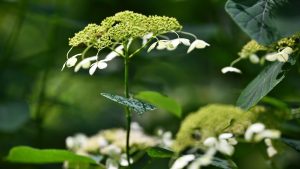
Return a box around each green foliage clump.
[173,104,281,153]
[68,11,182,49]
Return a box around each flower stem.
[124,46,132,167]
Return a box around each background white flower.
[221,66,242,74]
[187,39,210,53]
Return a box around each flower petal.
[203,137,217,147]
[219,133,233,140]
[89,63,98,75]
[265,52,278,62]
[147,42,157,52]
[221,66,242,74]
[277,53,289,62]
[179,38,190,46]
[98,61,108,69]
[170,154,195,169]
[66,57,78,67]
[194,40,210,49]
[187,41,197,53]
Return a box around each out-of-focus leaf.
[65,161,105,169]
[236,57,296,110]
[261,96,289,111]
[6,146,97,164]
[101,93,156,115]
[225,0,300,45]
[211,156,238,169]
[282,138,300,152]
[146,147,174,158]
[135,91,182,118]
[291,108,300,119]
[0,102,30,132]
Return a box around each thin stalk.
[124,45,132,167]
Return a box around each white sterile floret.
[203,137,218,147]
[219,133,233,140]
[187,39,210,53]
[221,66,242,74]
[265,47,293,63]
[216,139,234,156]
[61,53,82,71]
[170,154,196,169]
[249,54,260,64]
[74,56,97,72]
[188,148,216,169]
[89,45,124,75]
[156,40,170,50]
[245,123,265,141]
[245,123,266,141]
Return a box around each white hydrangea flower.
[119,154,133,166]
[265,47,293,62]
[74,56,97,72]
[89,45,124,75]
[187,39,210,53]
[171,154,196,169]
[221,66,242,74]
[61,53,82,71]
[245,123,265,141]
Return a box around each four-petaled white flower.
[89,45,124,75]
[187,39,210,53]
[265,47,293,62]
[221,66,242,74]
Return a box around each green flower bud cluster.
[69,11,182,49]
[275,33,300,50]
[239,33,300,59]
[173,104,281,153]
[238,40,267,58]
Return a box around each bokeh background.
[1,0,300,168]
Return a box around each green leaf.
[236,57,296,110]
[6,146,97,164]
[0,102,30,132]
[261,96,289,111]
[101,93,156,115]
[225,0,300,45]
[211,157,237,169]
[146,147,174,158]
[135,91,182,118]
[282,138,300,152]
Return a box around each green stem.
[124,46,132,168]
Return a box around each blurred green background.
[1,0,300,168]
